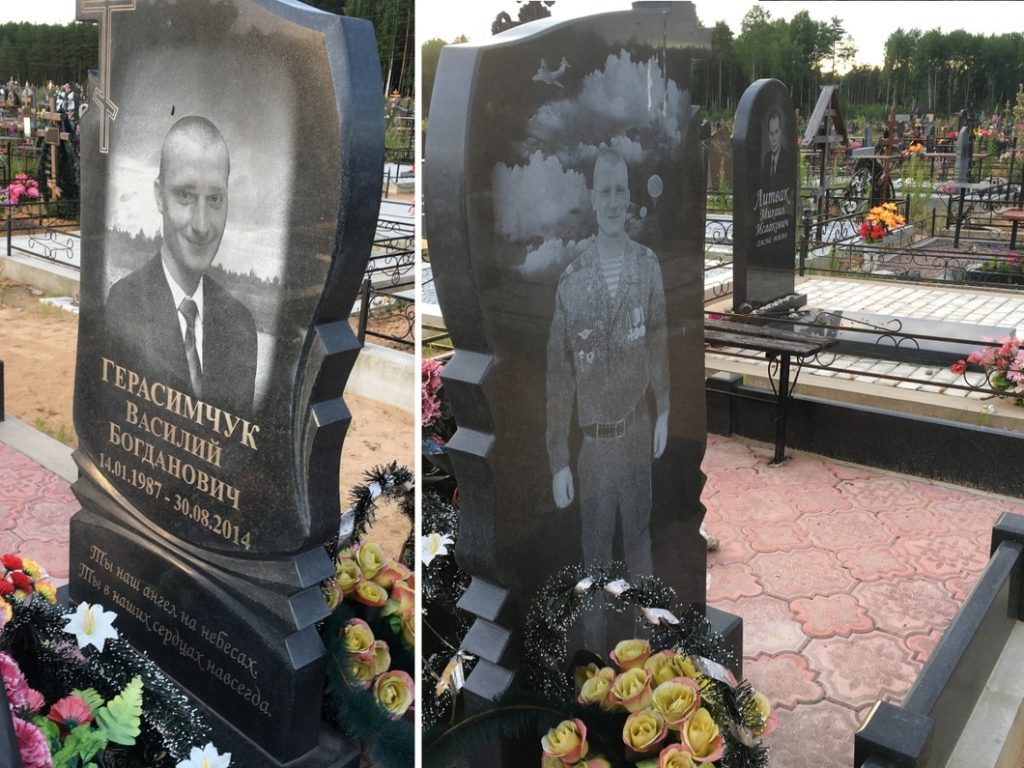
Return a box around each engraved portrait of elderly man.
[104,115,257,415]
[546,147,670,605]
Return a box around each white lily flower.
[176,742,232,768]
[420,532,454,565]
[64,602,119,653]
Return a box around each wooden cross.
[77,0,136,154]
[36,96,70,198]
[878,106,897,203]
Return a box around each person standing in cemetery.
[105,115,257,415]
[546,147,669,586]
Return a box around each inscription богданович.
[97,356,258,549]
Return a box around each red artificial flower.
[2,554,23,571]
[951,360,967,375]
[0,580,15,597]
[48,694,94,730]
[9,571,33,592]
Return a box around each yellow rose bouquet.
[320,464,416,767]
[524,566,776,768]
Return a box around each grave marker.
[69,1,383,763]
[733,78,802,313]
[426,2,724,689]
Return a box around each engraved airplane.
[532,56,569,87]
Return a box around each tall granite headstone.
[426,3,718,679]
[70,1,383,764]
[732,78,801,313]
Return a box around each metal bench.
[705,317,835,463]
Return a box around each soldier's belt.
[583,404,638,439]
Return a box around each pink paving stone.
[896,534,991,580]
[706,562,763,602]
[905,629,944,664]
[827,461,882,482]
[702,436,760,470]
[803,634,921,710]
[702,465,765,492]
[836,545,916,582]
[781,483,854,515]
[854,578,960,636]
[741,521,813,554]
[800,509,894,551]
[18,538,70,582]
[709,487,802,525]
[836,476,939,513]
[790,593,874,639]
[755,456,843,488]
[876,505,955,538]
[925,495,1022,532]
[709,595,806,657]
[703,520,755,561]
[751,549,854,600]
[13,508,71,543]
[944,574,981,603]
[763,700,860,768]
[744,652,824,709]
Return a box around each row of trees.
[0,2,414,102]
[691,7,1023,119]
[306,0,415,97]
[0,22,98,88]
[882,27,1024,117]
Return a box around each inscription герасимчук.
[97,356,259,550]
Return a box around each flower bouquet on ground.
[0,174,40,207]
[950,336,1024,405]
[320,464,415,768]
[422,358,458,503]
[858,202,906,244]
[0,554,216,767]
[425,564,775,768]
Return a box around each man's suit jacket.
[761,146,787,183]
[104,254,258,414]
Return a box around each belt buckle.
[597,419,624,438]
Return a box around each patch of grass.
[32,417,76,446]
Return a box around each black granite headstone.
[733,78,801,312]
[69,1,382,764]
[426,3,713,664]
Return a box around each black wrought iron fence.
[356,214,415,348]
[704,308,1022,408]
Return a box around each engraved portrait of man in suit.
[104,115,257,415]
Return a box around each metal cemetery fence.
[356,207,415,348]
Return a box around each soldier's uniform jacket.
[546,237,669,474]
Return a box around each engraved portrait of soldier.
[546,146,670,591]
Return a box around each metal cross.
[77,0,136,154]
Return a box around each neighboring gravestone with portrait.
[732,78,802,313]
[69,1,382,764]
[427,3,714,668]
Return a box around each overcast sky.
[9,0,1020,71]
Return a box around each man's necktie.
[178,298,203,399]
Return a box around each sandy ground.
[0,279,414,558]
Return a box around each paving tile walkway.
[3,428,1024,766]
[702,433,1024,768]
